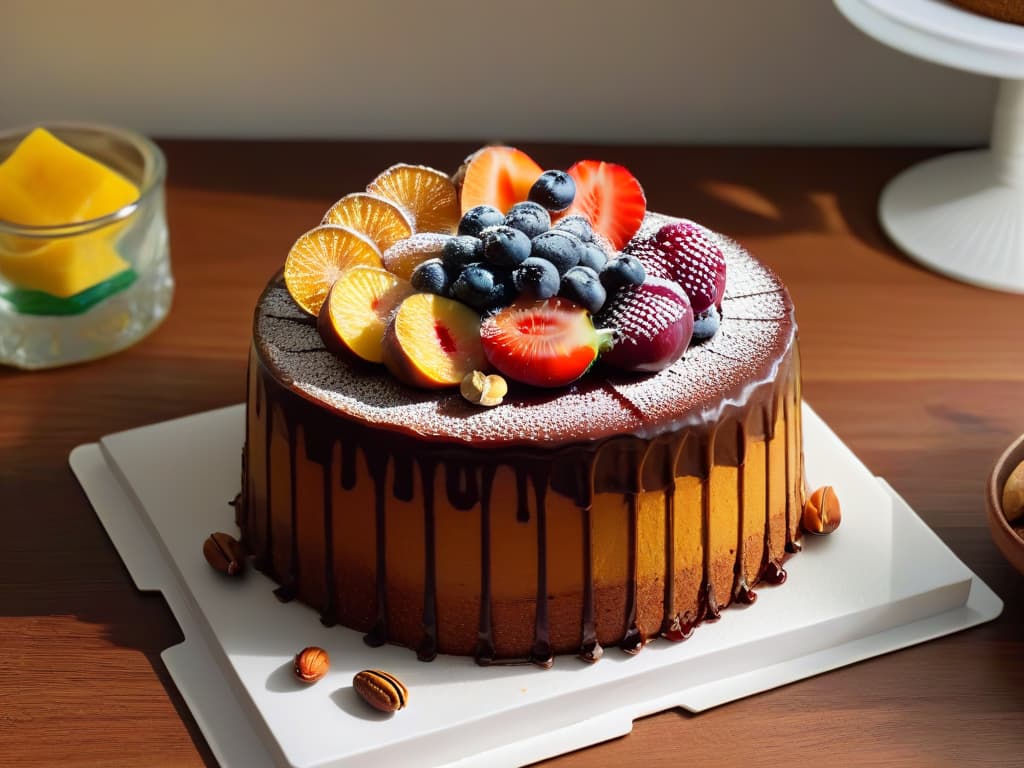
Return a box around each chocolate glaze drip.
[286,423,299,595]
[783,390,803,554]
[620,493,643,655]
[703,582,722,622]
[259,376,273,575]
[735,582,758,605]
[663,611,696,643]
[579,505,603,663]
[530,467,554,668]
[697,432,718,624]
[363,443,390,648]
[475,465,497,664]
[240,251,802,665]
[759,405,788,589]
[320,460,337,626]
[417,458,438,661]
[660,481,677,639]
[761,560,788,585]
[731,420,748,605]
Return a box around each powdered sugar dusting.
[255,214,795,446]
[722,291,788,320]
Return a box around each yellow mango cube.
[0,234,130,297]
[0,127,139,225]
[0,127,139,296]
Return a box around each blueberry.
[529,170,576,212]
[481,225,532,267]
[459,205,505,237]
[410,258,451,295]
[553,214,594,243]
[559,266,606,314]
[600,254,646,291]
[578,242,608,272]
[692,306,721,341]
[451,262,497,310]
[481,280,513,314]
[530,230,583,275]
[441,235,483,271]
[512,256,560,300]
[504,201,551,239]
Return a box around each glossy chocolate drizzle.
[241,340,803,666]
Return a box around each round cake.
[236,150,806,665]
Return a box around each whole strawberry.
[625,221,726,314]
[595,277,694,373]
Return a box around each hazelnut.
[353,669,408,712]
[460,370,508,407]
[1003,459,1024,524]
[202,532,245,576]
[293,646,329,683]
[802,485,841,535]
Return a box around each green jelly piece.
[2,268,137,316]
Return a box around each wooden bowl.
[987,432,1024,574]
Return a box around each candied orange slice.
[284,224,383,316]
[322,193,413,253]
[367,164,459,235]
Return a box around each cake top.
[255,211,795,446]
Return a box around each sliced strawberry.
[564,160,646,251]
[480,297,614,388]
[624,221,726,313]
[459,146,543,215]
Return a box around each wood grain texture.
[2,142,1024,767]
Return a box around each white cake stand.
[835,0,1024,292]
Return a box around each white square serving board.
[69,403,1002,768]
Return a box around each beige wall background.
[2,0,996,144]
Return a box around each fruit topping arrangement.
[282,146,728,398]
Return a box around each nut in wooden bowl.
[986,432,1024,575]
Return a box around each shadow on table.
[0,351,245,768]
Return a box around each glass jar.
[0,122,173,369]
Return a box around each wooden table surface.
[3,141,1024,767]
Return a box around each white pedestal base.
[836,0,1024,293]
[880,148,1024,292]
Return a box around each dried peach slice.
[284,224,383,316]
[367,164,459,235]
[317,265,413,364]
[322,193,413,254]
[383,293,485,388]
